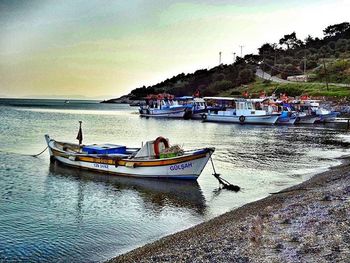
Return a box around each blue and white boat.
[203,97,280,125]
[277,111,297,125]
[139,95,189,118]
[174,96,224,120]
[294,100,339,123]
[276,103,297,125]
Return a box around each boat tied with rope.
[45,135,214,180]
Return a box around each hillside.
[104,22,350,102]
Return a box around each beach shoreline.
[107,156,350,262]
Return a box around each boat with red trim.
[45,135,214,180]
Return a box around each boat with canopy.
[203,97,280,125]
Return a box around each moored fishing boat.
[295,112,319,124]
[259,100,297,125]
[314,108,340,123]
[139,93,189,118]
[293,100,338,124]
[277,111,297,125]
[203,97,280,125]
[45,135,214,180]
[174,96,224,119]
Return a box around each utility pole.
[304,49,307,75]
[219,51,222,65]
[232,52,236,63]
[239,45,244,57]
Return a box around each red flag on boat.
[76,121,83,145]
[259,91,266,99]
[193,89,200,97]
[300,94,309,101]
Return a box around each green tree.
[258,43,276,56]
[238,69,254,84]
[279,32,303,49]
[323,22,350,38]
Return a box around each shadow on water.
[48,162,207,215]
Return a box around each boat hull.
[277,117,297,125]
[53,155,209,180]
[139,109,186,118]
[204,114,279,124]
[295,115,318,124]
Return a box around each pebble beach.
[108,157,350,263]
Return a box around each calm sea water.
[0,98,349,262]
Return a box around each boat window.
[247,102,253,110]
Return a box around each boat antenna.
[210,156,240,192]
[76,121,83,145]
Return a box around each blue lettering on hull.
[170,162,193,171]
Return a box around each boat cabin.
[204,97,274,116]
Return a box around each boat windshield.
[236,101,253,110]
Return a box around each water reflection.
[48,162,207,216]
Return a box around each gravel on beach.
[108,158,350,263]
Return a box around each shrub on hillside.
[328,41,336,50]
[238,69,254,84]
[203,80,233,96]
[335,39,348,53]
[274,85,304,97]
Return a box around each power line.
[262,62,303,75]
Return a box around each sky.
[0,0,349,99]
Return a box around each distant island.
[102,22,350,103]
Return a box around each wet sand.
[108,157,350,262]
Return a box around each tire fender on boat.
[154,136,169,157]
[239,115,245,123]
[201,114,207,120]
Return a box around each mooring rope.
[30,146,49,157]
[209,156,240,192]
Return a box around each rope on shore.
[30,146,49,157]
[210,156,240,192]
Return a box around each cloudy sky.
[0,0,349,99]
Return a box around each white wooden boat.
[45,135,214,180]
[203,97,279,125]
